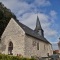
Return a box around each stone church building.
[0,16,53,58]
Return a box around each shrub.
[0,54,36,60]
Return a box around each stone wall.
[1,18,25,56]
[24,35,53,58]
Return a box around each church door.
[8,41,13,55]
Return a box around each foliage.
[0,54,36,60]
[0,2,16,37]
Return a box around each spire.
[35,16,44,37]
[35,16,42,31]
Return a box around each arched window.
[8,41,13,55]
[37,42,39,50]
[44,44,45,50]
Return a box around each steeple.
[35,16,42,30]
[35,16,44,37]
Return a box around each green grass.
[0,54,36,60]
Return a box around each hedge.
[0,54,36,60]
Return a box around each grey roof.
[13,18,51,44]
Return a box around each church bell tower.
[35,16,44,37]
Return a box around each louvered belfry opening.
[8,41,13,55]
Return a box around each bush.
[0,54,36,60]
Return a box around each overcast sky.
[0,0,60,50]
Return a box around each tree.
[0,2,16,37]
[58,38,60,50]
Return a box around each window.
[37,42,39,50]
[8,41,13,55]
[44,45,45,50]
[32,40,36,46]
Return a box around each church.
[0,16,53,58]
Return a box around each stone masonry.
[0,18,53,58]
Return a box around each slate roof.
[14,18,51,44]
